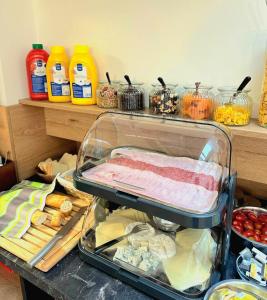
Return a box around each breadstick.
[31,210,47,226]
[51,211,62,227]
[46,194,70,208]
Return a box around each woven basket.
[57,169,93,203]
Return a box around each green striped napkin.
[0,179,56,238]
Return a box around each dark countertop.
[0,247,152,300]
[0,244,238,300]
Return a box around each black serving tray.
[78,242,220,300]
[74,171,230,229]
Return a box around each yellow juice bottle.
[46,46,71,102]
[69,45,98,105]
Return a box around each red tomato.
[235,213,247,222]
[233,225,243,233]
[255,229,262,235]
[260,234,267,243]
[254,234,261,242]
[258,214,267,223]
[254,222,262,230]
[243,220,254,231]
[261,227,267,236]
[243,230,254,238]
[232,220,243,227]
[247,212,257,222]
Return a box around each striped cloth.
[0,179,56,238]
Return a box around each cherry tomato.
[260,234,267,243]
[261,227,267,236]
[254,234,261,242]
[235,212,247,222]
[258,214,267,223]
[243,230,254,238]
[255,229,262,235]
[254,222,262,230]
[232,220,243,227]
[233,225,243,233]
[247,212,257,222]
[243,220,254,231]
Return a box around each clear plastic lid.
[76,112,232,215]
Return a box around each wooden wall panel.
[8,105,77,180]
[0,106,14,160]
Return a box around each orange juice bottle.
[46,46,71,102]
[69,45,98,105]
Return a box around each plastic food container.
[74,111,235,300]
[96,81,119,108]
[181,83,214,120]
[259,92,267,128]
[214,87,252,126]
[118,83,144,111]
[204,279,267,300]
[149,84,178,114]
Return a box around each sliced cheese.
[163,248,210,291]
[95,208,149,248]
[163,229,216,292]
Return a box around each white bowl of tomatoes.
[232,207,267,250]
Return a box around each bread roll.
[31,210,47,226]
[51,211,62,227]
[60,200,73,216]
[46,194,70,208]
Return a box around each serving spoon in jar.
[228,76,251,104]
[106,72,111,85]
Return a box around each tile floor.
[0,267,22,300]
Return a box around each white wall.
[0,0,37,106]
[1,0,267,115]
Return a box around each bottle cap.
[51,46,66,54]
[32,44,43,49]
[74,45,89,54]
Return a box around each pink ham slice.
[82,150,221,213]
[108,157,218,191]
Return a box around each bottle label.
[31,59,47,93]
[51,63,70,96]
[72,64,92,98]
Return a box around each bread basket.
[57,169,93,203]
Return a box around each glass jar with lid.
[118,82,144,111]
[214,87,252,126]
[149,84,178,114]
[259,92,267,128]
[96,81,120,108]
[181,83,214,120]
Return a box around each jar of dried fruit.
[96,81,120,108]
[214,87,252,126]
[181,83,214,120]
[149,83,178,114]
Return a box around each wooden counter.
[2,99,267,199]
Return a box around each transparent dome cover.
[76,112,232,215]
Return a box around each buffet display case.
[74,112,236,299]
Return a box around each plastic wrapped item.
[259,92,267,128]
[214,87,252,126]
[181,82,214,120]
[96,81,119,108]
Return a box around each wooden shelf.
[20,98,267,140]
[19,98,108,115]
